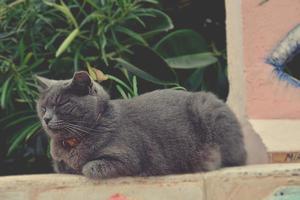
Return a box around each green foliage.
[0,0,227,174]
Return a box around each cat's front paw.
[82,161,102,179]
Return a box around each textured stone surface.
[205,164,300,200]
[0,173,205,200]
[1,164,300,200]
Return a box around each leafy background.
[0,0,227,175]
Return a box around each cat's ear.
[35,75,54,92]
[70,71,92,95]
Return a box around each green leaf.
[137,9,173,36]
[84,0,101,10]
[1,76,13,109]
[5,115,37,129]
[114,45,177,85]
[154,29,217,69]
[115,57,175,85]
[132,75,138,96]
[25,123,42,141]
[170,86,187,91]
[0,111,34,125]
[56,28,80,57]
[127,13,146,27]
[23,52,33,64]
[122,45,177,85]
[108,74,134,94]
[7,122,41,156]
[44,0,78,28]
[154,29,209,58]
[116,85,129,99]
[187,68,204,91]
[45,32,62,50]
[140,0,159,4]
[165,53,218,69]
[18,58,44,73]
[100,33,108,64]
[115,26,147,46]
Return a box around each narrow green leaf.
[44,0,78,28]
[100,34,108,64]
[23,52,33,64]
[7,122,41,156]
[165,53,218,69]
[74,47,80,71]
[56,28,80,57]
[187,68,204,91]
[170,86,187,91]
[140,0,159,4]
[154,29,209,58]
[115,26,147,46]
[5,115,36,129]
[18,38,25,64]
[136,9,174,36]
[128,13,146,27]
[0,111,34,125]
[107,75,134,94]
[127,93,132,99]
[45,32,61,50]
[115,58,174,85]
[1,76,12,109]
[116,85,128,99]
[84,0,101,9]
[18,58,44,73]
[132,76,138,96]
[25,123,42,141]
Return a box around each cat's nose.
[44,116,51,125]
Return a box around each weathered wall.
[226,0,300,163]
[227,0,300,119]
[242,0,300,119]
[225,0,269,165]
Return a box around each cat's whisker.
[50,120,97,134]
[64,127,84,137]
[64,122,99,132]
[64,124,90,134]
[66,120,92,124]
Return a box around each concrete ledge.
[1,164,300,200]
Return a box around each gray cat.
[36,71,246,179]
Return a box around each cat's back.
[112,89,193,136]
[115,89,191,118]
[133,89,191,103]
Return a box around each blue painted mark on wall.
[266,24,300,87]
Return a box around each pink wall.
[242,0,300,119]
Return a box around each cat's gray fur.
[36,71,246,179]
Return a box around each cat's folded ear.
[70,71,93,95]
[35,75,55,92]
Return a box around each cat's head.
[36,71,110,138]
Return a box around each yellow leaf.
[86,63,97,80]
[86,63,108,82]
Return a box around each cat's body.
[36,72,246,179]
